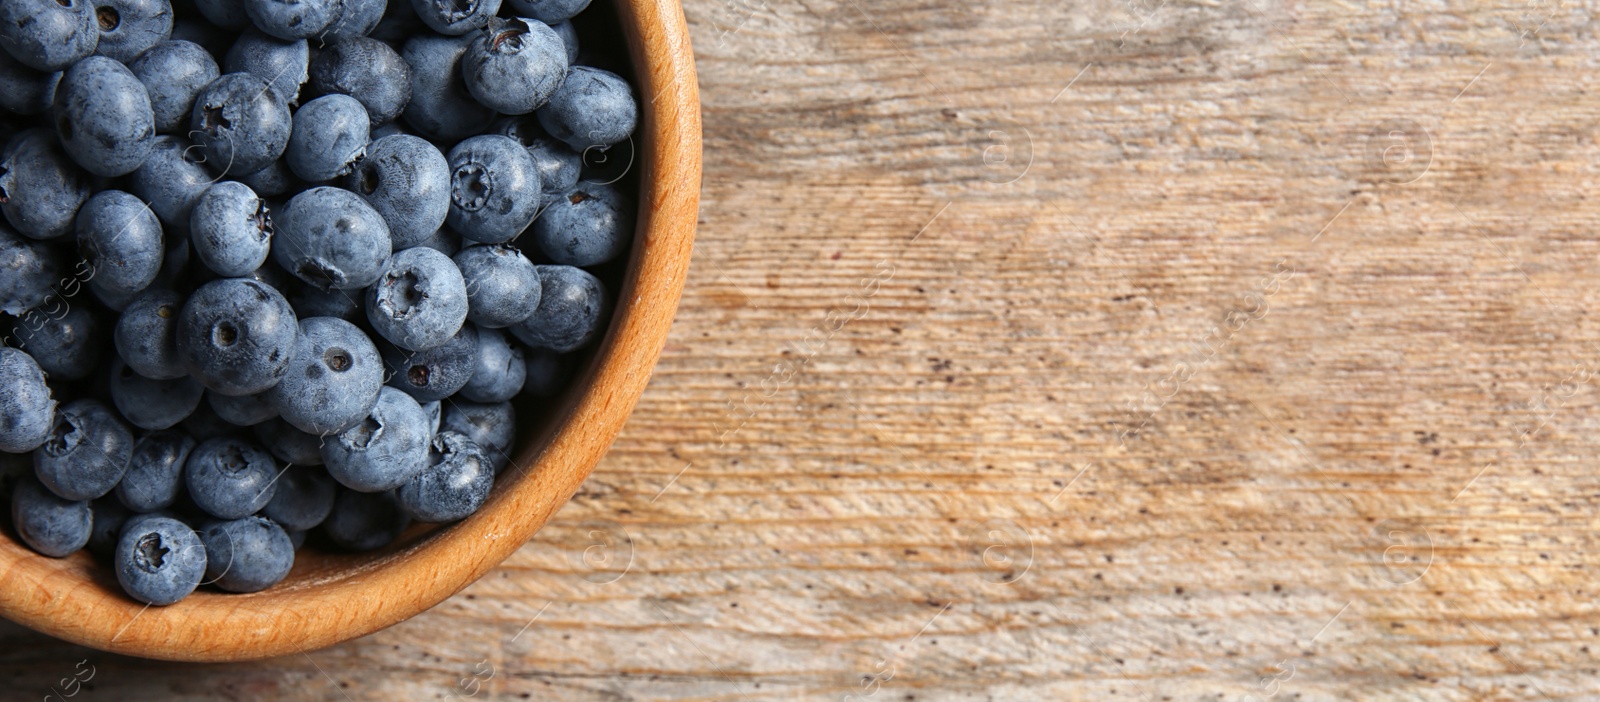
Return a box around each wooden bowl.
[0,0,701,662]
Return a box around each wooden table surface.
[6,0,1600,699]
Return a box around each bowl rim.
[0,0,701,662]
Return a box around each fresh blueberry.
[461,17,567,115]
[397,430,491,522]
[53,56,156,177]
[273,186,393,291]
[440,399,513,472]
[0,223,62,315]
[192,0,248,30]
[309,36,411,126]
[129,40,221,134]
[453,243,539,328]
[460,326,524,402]
[109,357,205,430]
[322,0,385,40]
[260,465,333,529]
[128,135,214,229]
[115,515,205,605]
[0,347,56,453]
[321,385,430,491]
[267,316,383,435]
[0,50,62,116]
[236,160,301,200]
[115,287,187,379]
[368,0,421,46]
[251,416,325,465]
[323,487,408,550]
[0,0,99,73]
[380,322,477,402]
[509,264,606,353]
[415,226,460,256]
[222,28,307,105]
[344,134,449,249]
[505,0,588,24]
[369,120,409,140]
[11,476,91,556]
[176,276,299,395]
[206,388,277,425]
[87,496,129,556]
[34,398,135,501]
[286,527,305,547]
[198,514,292,592]
[16,303,104,381]
[536,66,635,152]
[284,93,369,182]
[184,436,278,518]
[91,0,174,63]
[179,397,248,441]
[287,283,363,323]
[521,348,566,397]
[420,398,440,436]
[189,180,273,277]
[170,16,235,56]
[399,33,494,143]
[243,0,338,41]
[77,189,165,304]
[115,429,194,512]
[409,0,501,36]
[523,134,582,207]
[0,128,92,241]
[366,246,468,351]
[446,135,540,244]
[532,182,632,267]
[190,72,293,177]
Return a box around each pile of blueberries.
[0,0,638,605]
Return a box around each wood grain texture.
[4,0,1600,697]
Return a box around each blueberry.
[344,134,449,249]
[77,189,165,303]
[420,398,440,436]
[179,397,248,442]
[461,17,567,115]
[415,226,460,256]
[206,388,277,425]
[440,399,513,472]
[87,496,129,556]
[322,487,408,550]
[286,527,305,547]
[267,316,383,435]
[321,385,430,491]
[176,277,299,395]
[505,0,588,24]
[128,135,215,229]
[370,120,409,140]
[536,66,635,152]
[397,430,491,522]
[192,0,248,30]
[169,16,234,57]
[91,0,174,63]
[272,186,392,291]
[189,180,273,277]
[235,158,301,199]
[0,347,56,453]
[0,128,92,241]
[287,283,363,323]
[453,243,538,328]
[35,398,134,501]
[380,322,477,402]
[115,288,187,379]
[446,135,540,244]
[509,264,606,353]
[109,357,205,430]
[408,0,502,36]
[190,72,293,177]
[284,93,369,182]
[222,28,307,105]
[322,0,385,40]
[0,223,62,315]
[115,515,205,605]
[53,56,156,177]
[243,0,338,41]
[0,0,99,73]
[251,416,325,465]
[532,182,632,267]
[11,476,91,557]
[521,348,566,397]
[309,36,411,126]
[260,465,333,529]
[16,303,104,381]
[115,429,194,512]
[366,246,468,351]
[184,436,278,518]
[198,514,293,592]
[129,40,221,134]
[399,33,494,143]
[525,134,582,208]
[0,50,62,116]
[460,326,525,402]
[368,0,421,46]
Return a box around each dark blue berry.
[243,0,337,41]
[0,50,62,116]
[190,180,274,277]
[260,465,333,529]
[461,17,566,115]
[415,226,460,256]
[380,320,477,402]
[284,93,369,182]
[190,72,293,177]
[550,20,577,62]
[459,325,524,402]
[440,399,513,472]
[53,56,156,177]
[408,0,501,36]
[0,0,99,73]
[109,357,205,430]
[87,496,129,556]
[322,0,385,39]
[273,186,393,291]
[128,135,214,229]
[192,0,248,30]
[532,182,632,267]
[12,476,91,557]
[536,66,635,152]
[509,264,606,353]
[322,487,408,550]
[115,429,194,512]
[453,243,539,329]
[180,396,248,442]
[521,348,566,397]
[115,515,205,604]
[399,33,494,143]
[0,347,56,453]
[366,246,467,351]
[222,27,307,105]
[322,385,430,491]
[16,303,104,381]
[251,416,325,465]
[184,436,277,518]
[115,288,187,379]
[0,223,62,315]
[397,430,491,522]
[77,189,165,303]
[0,128,92,241]
[267,316,383,435]
[235,157,301,198]
[35,398,135,501]
[446,134,540,244]
[506,0,588,24]
[129,40,221,134]
[91,0,174,63]
[287,283,363,323]
[308,36,411,126]
[176,276,300,396]
[206,388,277,425]
[198,514,293,592]
[345,134,449,249]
